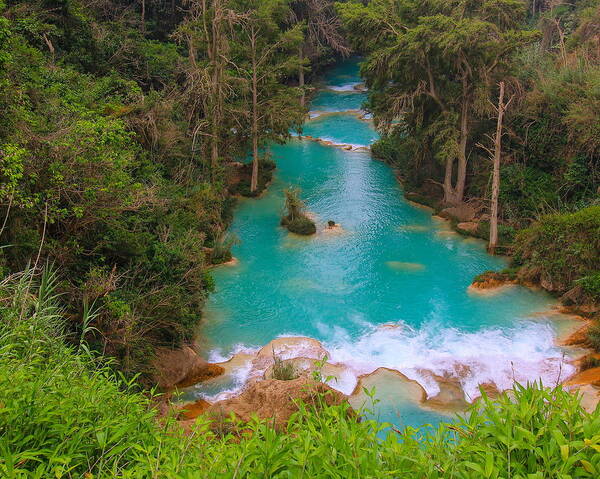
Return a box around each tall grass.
[1,269,600,477]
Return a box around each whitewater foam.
[324,319,575,400]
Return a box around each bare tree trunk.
[454,94,470,203]
[250,34,259,193]
[299,45,305,107]
[141,0,146,34]
[210,0,223,175]
[489,81,506,254]
[443,157,457,204]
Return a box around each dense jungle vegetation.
[0,0,348,377]
[1,0,600,476]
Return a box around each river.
[183,58,577,429]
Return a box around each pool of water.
[191,58,575,429]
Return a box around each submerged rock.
[153,346,225,390]
[349,368,427,408]
[385,261,426,272]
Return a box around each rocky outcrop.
[469,271,516,290]
[422,376,469,414]
[153,346,224,390]
[565,367,600,387]
[205,377,348,429]
[257,337,328,360]
[560,323,591,347]
[439,204,477,223]
[456,221,479,234]
[178,398,212,421]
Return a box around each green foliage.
[271,356,298,381]
[576,273,600,304]
[0,0,314,377]
[3,276,600,477]
[587,323,600,353]
[281,187,316,235]
[210,232,239,265]
[514,206,600,300]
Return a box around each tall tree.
[289,0,350,105]
[339,0,537,204]
[231,0,305,192]
[488,81,512,254]
[176,0,237,178]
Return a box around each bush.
[588,323,600,352]
[281,187,316,235]
[282,214,317,235]
[576,272,600,305]
[514,205,600,298]
[271,356,298,381]
[210,232,239,265]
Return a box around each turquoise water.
[192,58,574,429]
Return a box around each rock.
[456,221,479,234]
[469,271,516,290]
[565,367,600,387]
[423,376,469,414]
[572,384,600,413]
[439,204,476,222]
[178,399,211,420]
[560,324,590,347]
[206,377,347,429]
[385,261,426,272]
[479,382,500,398]
[153,346,225,390]
[257,337,329,361]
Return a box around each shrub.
[514,205,600,298]
[587,323,600,352]
[576,272,600,305]
[281,187,316,235]
[271,356,298,381]
[282,215,317,235]
[210,232,239,265]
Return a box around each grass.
[271,355,298,381]
[2,268,600,477]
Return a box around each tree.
[290,0,350,105]
[339,0,537,204]
[488,81,513,254]
[176,0,237,178]
[231,0,305,192]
